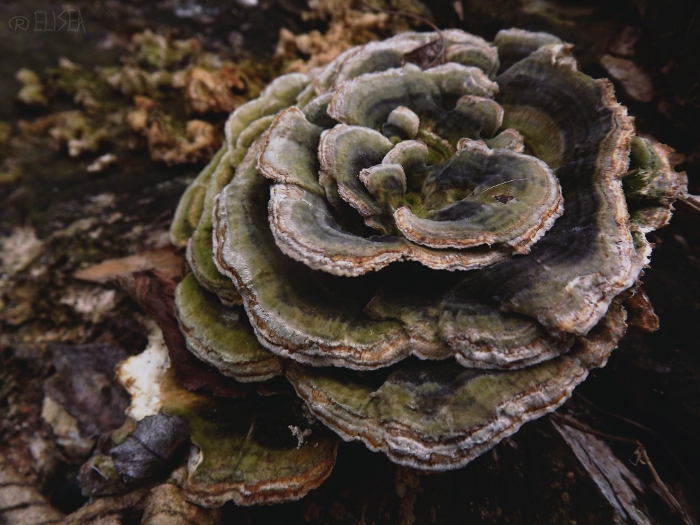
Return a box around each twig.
[679,194,700,213]
[553,412,693,525]
[476,178,526,196]
[575,393,655,433]
[574,393,695,482]
[460,178,526,201]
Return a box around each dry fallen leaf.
[73,247,185,284]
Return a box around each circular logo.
[8,16,30,31]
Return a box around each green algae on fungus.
[169,28,686,484]
[175,274,282,382]
[160,369,338,507]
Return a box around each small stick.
[462,178,527,200]
[552,412,693,525]
[574,393,695,482]
[476,178,526,196]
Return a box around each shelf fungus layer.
[159,370,338,507]
[175,274,282,382]
[169,28,686,486]
[286,299,626,470]
[115,344,338,508]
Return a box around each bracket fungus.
[168,28,686,498]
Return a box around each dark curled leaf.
[403,38,445,69]
[45,343,130,437]
[621,282,660,332]
[110,413,189,484]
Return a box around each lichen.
[10,30,266,170]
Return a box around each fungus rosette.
[170,29,685,478]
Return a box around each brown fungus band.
[169,28,686,495]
